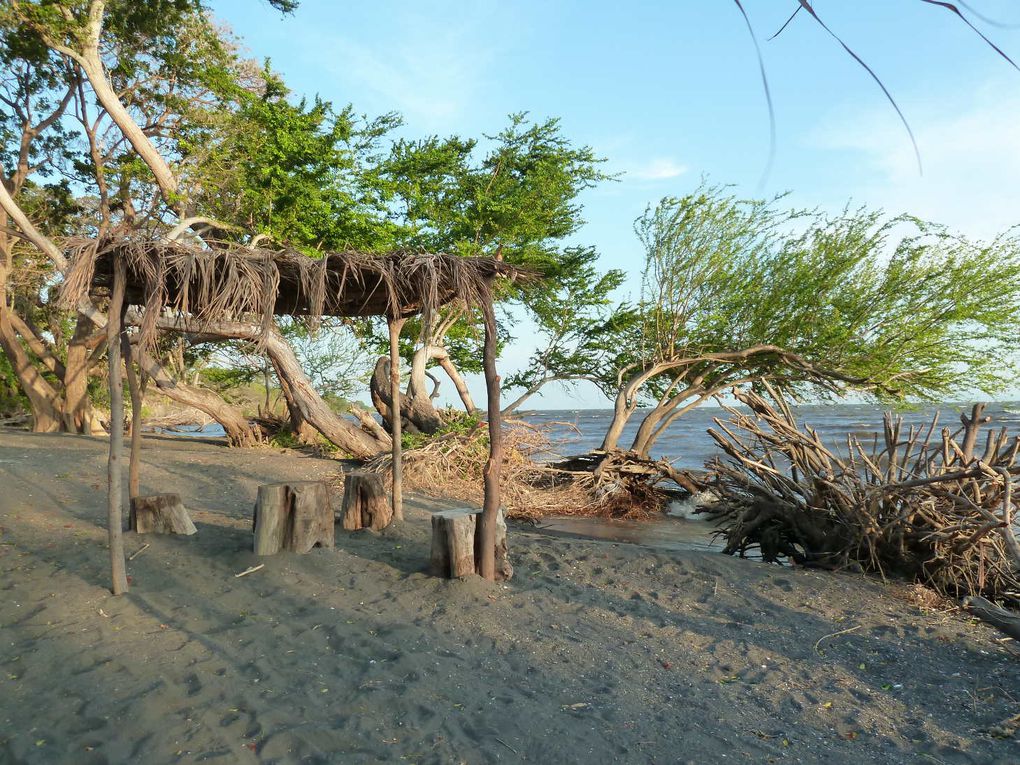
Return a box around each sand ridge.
[0,431,1018,764]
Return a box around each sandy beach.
[0,430,1017,764]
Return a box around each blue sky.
[210,0,1020,408]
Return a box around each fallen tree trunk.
[134,348,261,446]
[262,328,387,459]
[964,596,1020,641]
[135,313,388,459]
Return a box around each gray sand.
[0,431,1017,764]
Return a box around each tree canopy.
[599,183,1020,457]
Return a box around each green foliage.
[503,246,635,405]
[371,113,612,371]
[401,410,481,450]
[200,365,261,392]
[181,63,401,251]
[627,182,1020,403]
[385,113,609,267]
[0,351,27,415]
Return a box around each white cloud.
[301,4,510,131]
[626,157,689,181]
[813,83,1020,240]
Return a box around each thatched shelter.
[62,236,524,593]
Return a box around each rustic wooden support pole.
[130,493,196,535]
[341,470,392,531]
[106,257,129,595]
[253,481,334,555]
[477,299,502,581]
[121,329,142,499]
[388,317,406,522]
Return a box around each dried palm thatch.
[59,236,525,348]
[706,384,1020,606]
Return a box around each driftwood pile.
[706,385,1020,607]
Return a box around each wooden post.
[106,258,129,595]
[477,299,502,581]
[121,329,142,499]
[388,317,406,522]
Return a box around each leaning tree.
[598,183,1020,460]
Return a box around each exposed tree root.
[707,384,1020,608]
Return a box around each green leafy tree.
[601,183,1020,458]
[369,114,612,432]
[501,246,633,414]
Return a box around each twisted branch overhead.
[58,236,529,350]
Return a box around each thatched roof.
[61,237,525,342]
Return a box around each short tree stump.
[130,494,196,535]
[340,470,392,531]
[253,481,334,555]
[430,507,512,580]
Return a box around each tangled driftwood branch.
[707,384,1020,607]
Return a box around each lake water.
[519,401,1020,470]
[161,401,1020,551]
[159,401,1020,468]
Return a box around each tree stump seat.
[340,470,392,531]
[130,494,196,535]
[430,507,512,580]
[253,481,333,555]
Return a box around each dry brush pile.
[706,385,1020,606]
[364,421,677,520]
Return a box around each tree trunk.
[478,304,503,581]
[106,259,129,596]
[122,331,143,498]
[388,318,405,521]
[64,313,103,434]
[270,355,317,444]
[370,356,396,430]
[0,306,64,432]
[262,329,388,459]
[600,387,633,451]
[964,596,1020,641]
[630,407,666,458]
[434,350,477,413]
[134,349,261,446]
[78,54,179,206]
[404,345,445,434]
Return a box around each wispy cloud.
[813,82,1020,240]
[626,157,689,181]
[299,3,512,131]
